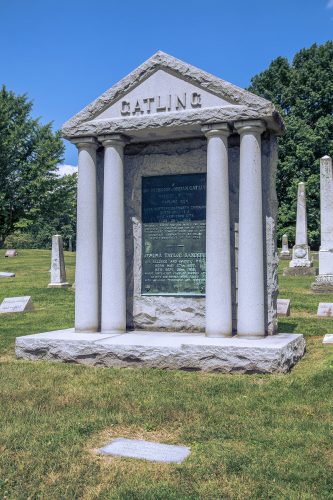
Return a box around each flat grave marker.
[0,296,34,314]
[277,299,290,317]
[5,249,17,257]
[0,272,15,278]
[323,334,333,344]
[97,438,190,463]
[317,302,333,317]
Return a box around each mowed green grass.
[0,250,332,499]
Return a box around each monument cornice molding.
[63,106,279,140]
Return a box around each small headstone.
[5,249,17,258]
[317,302,333,317]
[323,334,333,344]
[280,234,291,260]
[97,438,190,464]
[0,272,15,278]
[277,299,290,317]
[0,296,34,314]
[48,235,69,288]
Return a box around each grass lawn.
[0,250,333,499]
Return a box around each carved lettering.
[119,92,202,116]
[175,94,186,110]
[120,101,131,116]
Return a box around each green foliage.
[249,42,333,248]
[0,85,67,247]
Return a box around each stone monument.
[284,182,315,276]
[280,234,291,260]
[16,51,305,373]
[48,235,69,288]
[312,156,333,292]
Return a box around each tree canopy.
[0,85,76,249]
[249,41,333,248]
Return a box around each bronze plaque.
[142,173,206,296]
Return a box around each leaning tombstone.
[284,182,316,276]
[0,296,34,314]
[279,234,291,260]
[5,249,17,257]
[48,235,69,288]
[312,156,333,292]
[15,51,306,373]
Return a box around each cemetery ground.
[0,251,332,499]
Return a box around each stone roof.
[62,51,284,140]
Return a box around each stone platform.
[15,330,306,374]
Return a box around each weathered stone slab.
[15,330,306,374]
[280,234,291,260]
[0,272,15,278]
[283,266,317,277]
[4,249,17,257]
[0,296,34,314]
[48,235,69,288]
[277,299,290,317]
[317,303,333,317]
[323,334,333,344]
[98,438,190,463]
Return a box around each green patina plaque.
[142,173,206,296]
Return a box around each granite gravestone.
[280,234,291,260]
[284,182,315,276]
[317,302,333,317]
[277,299,290,317]
[0,296,34,314]
[312,156,333,292]
[0,272,15,278]
[48,235,69,288]
[5,249,17,257]
[98,438,190,463]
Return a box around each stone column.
[285,182,313,275]
[280,234,291,260]
[203,124,232,337]
[235,120,266,337]
[100,135,127,332]
[72,138,99,332]
[312,156,333,291]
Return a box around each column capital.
[71,136,98,150]
[234,120,266,135]
[99,134,129,147]
[202,123,231,139]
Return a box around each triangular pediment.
[62,51,281,137]
[95,69,232,120]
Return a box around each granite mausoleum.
[16,52,306,373]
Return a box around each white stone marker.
[312,156,333,292]
[0,296,34,314]
[5,249,17,257]
[98,438,190,463]
[317,302,333,317]
[280,234,291,260]
[284,182,313,275]
[0,272,15,278]
[277,299,290,317]
[323,334,333,344]
[48,235,69,288]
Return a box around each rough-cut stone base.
[283,267,317,277]
[15,329,306,374]
[311,275,333,293]
[323,334,333,344]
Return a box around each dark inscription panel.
[142,173,206,296]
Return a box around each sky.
[1,0,332,167]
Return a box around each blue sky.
[1,0,332,166]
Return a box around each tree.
[0,85,64,246]
[248,42,333,248]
